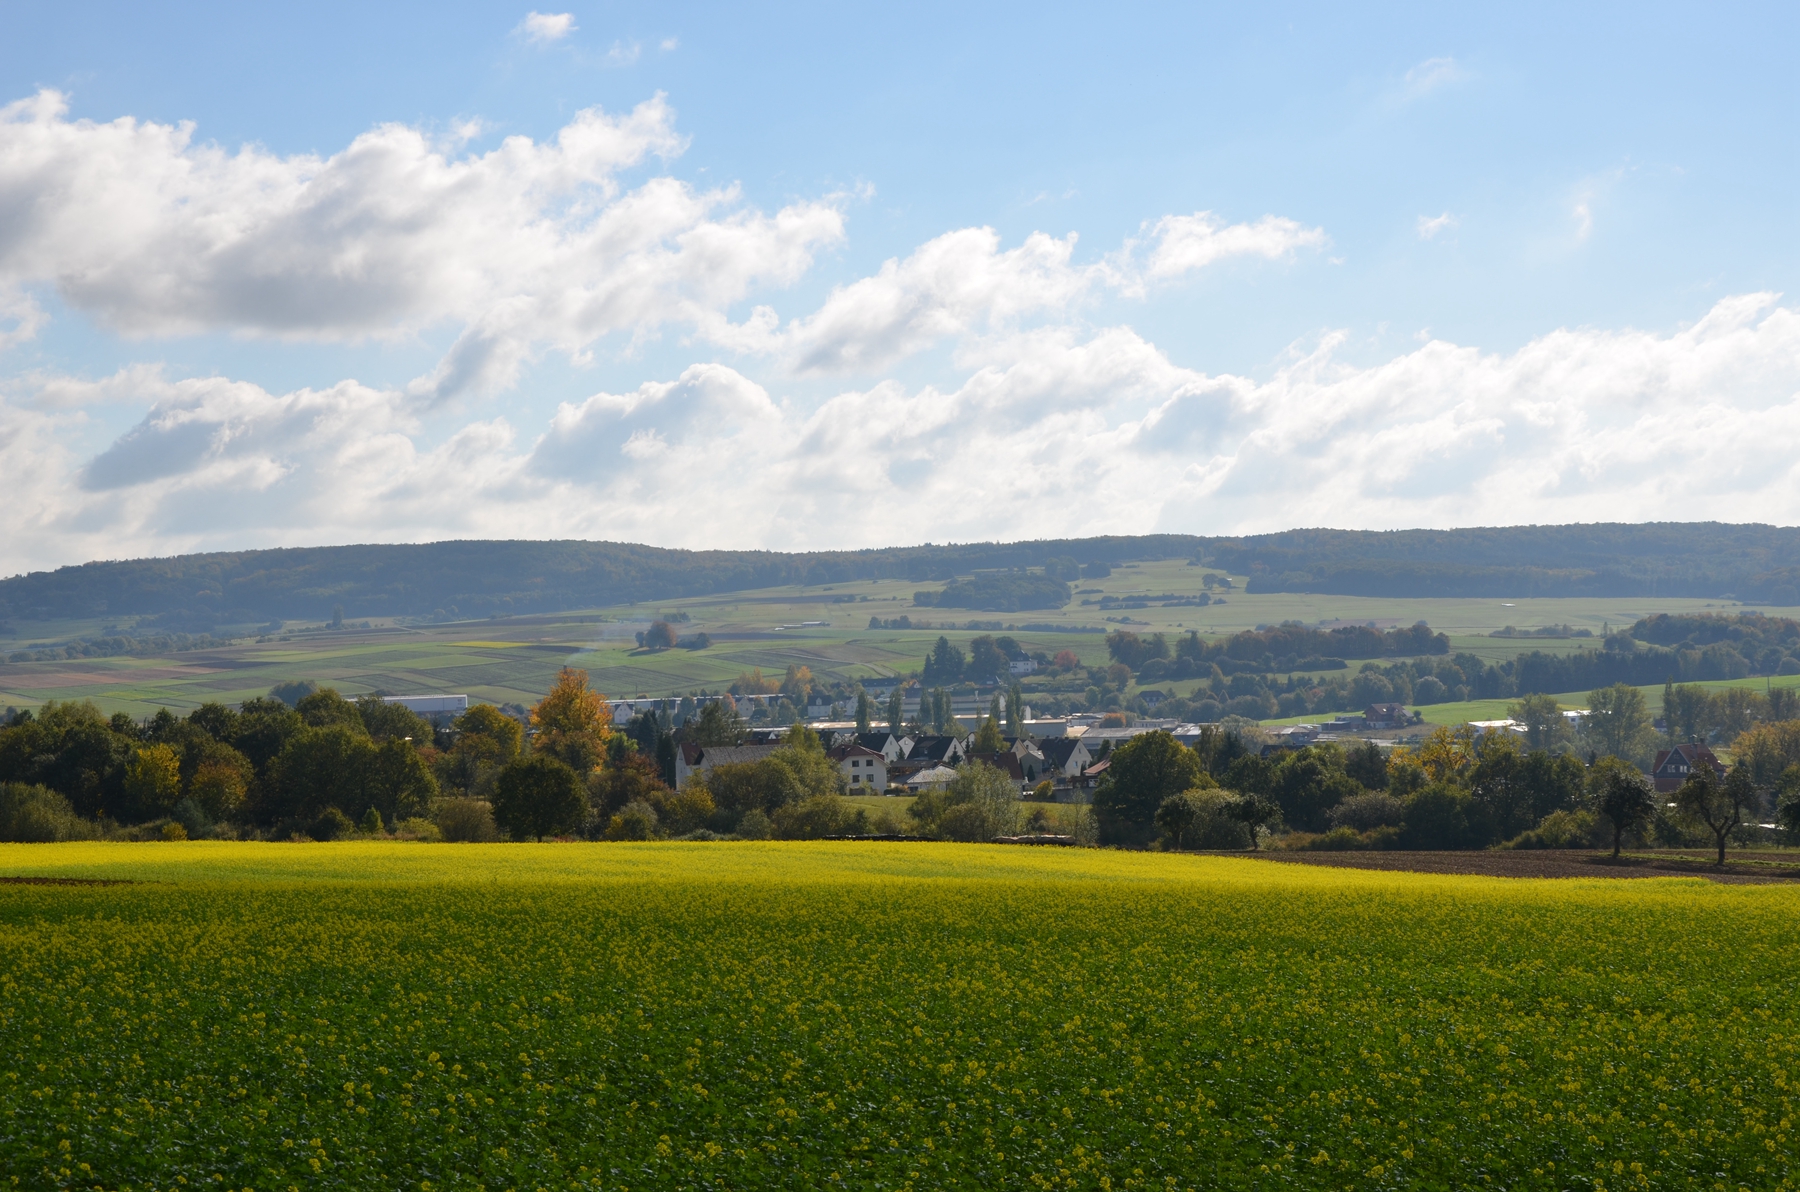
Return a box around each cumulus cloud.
[518,12,576,43]
[1135,212,1328,283]
[713,211,1326,373]
[10,293,1800,572]
[0,90,844,401]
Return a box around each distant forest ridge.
[2,523,1800,626]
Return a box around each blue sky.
[3,2,1799,572]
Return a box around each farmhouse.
[1364,702,1414,729]
[1652,743,1727,794]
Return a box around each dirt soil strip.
[1240,849,1800,885]
[0,876,136,886]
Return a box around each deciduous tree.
[531,668,612,773]
[1585,682,1656,767]
[1676,765,1760,866]
[1593,760,1655,858]
[492,754,587,841]
[1094,731,1206,845]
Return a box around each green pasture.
[2,559,1795,716]
[4,842,1799,1190]
[1260,671,1800,732]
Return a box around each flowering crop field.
[2,844,1798,1191]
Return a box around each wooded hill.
[4,522,1800,626]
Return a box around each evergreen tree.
[856,691,872,733]
[887,688,904,735]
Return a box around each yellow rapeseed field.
[1,842,1796,1190]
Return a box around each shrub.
[1327,792,1406,833]
[936,803,998,842]
[170,797,213,839]
[773,795,861,840]
[1305,826,1371,851]
[1400,783,1477,849]
[433,798,500,843]
[1032,779,1055,801]
[395,817,443,842]
[1156,788,1252,850]
[0,783,101,843]
[160,821,189,841]
[311,806,356,841]
[1503,808,1603,850]
[736,808,774,840]
[605,800,659,841]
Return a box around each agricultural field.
[1259,673,1800,732]
[4,842,1800,1190]
[3,558,1793,718]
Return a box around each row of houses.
[675,729,1108,798]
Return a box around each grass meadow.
[3,842,1798,1190]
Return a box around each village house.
[1652,742,1727,794]
[1037,737,1093,780]
[905,764,959,792]
[966,750,1029,791]
[828,743,889,793]
[674,741,780,788]
[908,734,968,767]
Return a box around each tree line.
[1093,703,1800,862]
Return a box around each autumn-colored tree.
[780,665,815,702]
[531,668,613,773]
[123,744,182,816]
[1404,724,1477,785]
[732,668,779,695]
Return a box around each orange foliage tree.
[530,668,613,773]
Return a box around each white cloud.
[519,12,576,43]
[605,40,642,66]
[1136,212,1328,283]
[1416,212,1457,240]
[1573,200,1594,241]
[0,288,45,351]
[12,293,1800,572]
[1402,56,1466,99]
[660,37,680,51]
[712,211,1326,373]
[0,90,844,402]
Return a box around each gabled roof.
[1039,738,1089,765]
[1654,742,1723,772]
[966,751,1025,781]
[828,744,885,762]
[910,735,964,761]
[689,744,780,768]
